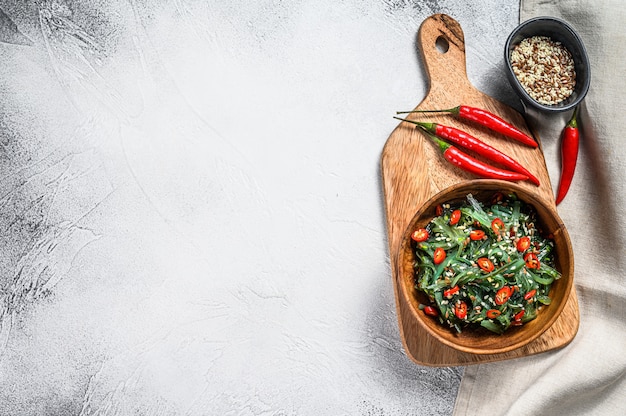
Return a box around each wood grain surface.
[381,14,579,366]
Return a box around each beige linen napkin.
[453,1,626,415]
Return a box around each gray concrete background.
[0,1,519,414]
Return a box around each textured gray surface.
[0,1,519,414]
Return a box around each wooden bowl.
[397,180,574,355]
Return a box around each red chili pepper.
[411,228,429,242]
[555,107,580,205]
[421,130,530,182]
[524,252,540,269]
[477,257,494,272]
[423,305,439,317]
[449,209,461,225]
[524,289,537,301]
[486,309,501,319]
[495,286,512,305]
[397,105,538,148]
[513,310,525,321]
[396,118,540,185]
[444,285,460,298]
[491,192,505,204]
[469,230,485,240]
[516,236,531,252]
[433,247,446,265]
[491,218,505,234]
[454,300,468,319]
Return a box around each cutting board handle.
[418,14,470,97]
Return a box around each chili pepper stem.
[396,106,460,115]
[393,117,449,151]
[421,128,450,153]
[567,106,579,129]
[393,116,436,133]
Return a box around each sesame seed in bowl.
[504,17,590,113]
[510,35,576,106]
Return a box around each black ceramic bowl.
[504,16,590,113]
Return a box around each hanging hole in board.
[435,36,449,53]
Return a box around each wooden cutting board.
[381,14,579,366]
